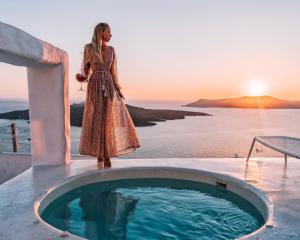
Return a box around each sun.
[248,81,267,96]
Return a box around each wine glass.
[78,80,85,91]
[77,70,85,91]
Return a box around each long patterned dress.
[79,43,141,158]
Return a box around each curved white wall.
[35,167,272,240]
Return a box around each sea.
[1,99,300,159]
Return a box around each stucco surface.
[0,22,70,165]
[0,157,299,239]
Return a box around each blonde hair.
[91,22,110,64]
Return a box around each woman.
[76,22,141,167]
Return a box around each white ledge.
[0,22,67,67]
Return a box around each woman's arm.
[79,44,91,82]
[110,46,122,90]
[81,44,91,77]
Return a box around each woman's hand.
[116,88,125,100]
[75,73,87,82]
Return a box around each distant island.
[183,96,300,109]
[0,103,211,127]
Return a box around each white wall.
[0,22,70,166]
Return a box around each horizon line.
[1,95,300,103]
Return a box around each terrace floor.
[0,157,300,239]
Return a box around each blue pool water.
[41,178,264,240]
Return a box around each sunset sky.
[1,0,300,102]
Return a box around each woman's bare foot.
[104,157,111,168]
